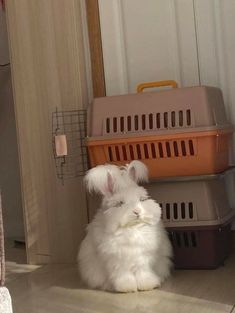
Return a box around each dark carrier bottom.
[167,224,232,269]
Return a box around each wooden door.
[6,0,89,264]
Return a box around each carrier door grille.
[162,202,196,222]
[105,140,197,162]
[104,110,193,134]
[169,231,198,248]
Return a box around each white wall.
[98,0,235,227]
[98,0,200,96]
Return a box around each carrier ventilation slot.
[163,202,195,221]
[105,109,192,134]
[170,231,198,248]
[105,140,196,162]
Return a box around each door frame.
[85,0,106,98]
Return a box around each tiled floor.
[5,241,235,313]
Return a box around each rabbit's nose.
[133,209,140,216]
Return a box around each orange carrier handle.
[137,80,178,93]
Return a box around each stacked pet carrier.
[87,80,235,269]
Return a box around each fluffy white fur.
[78,161,172,292]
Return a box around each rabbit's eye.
[114,201,124,207]
[140,196,149,202]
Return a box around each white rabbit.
[78,161,172,292]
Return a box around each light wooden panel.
[6,0,89,263]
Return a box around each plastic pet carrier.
[87,81,234,178]
[146,170,235,228]
[146,168,235,269]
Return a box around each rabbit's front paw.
[113,273,137,293]
[136,271,161,291]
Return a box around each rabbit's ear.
[127,160,148,183]
[84,165,114,195]
[106,172,114,194]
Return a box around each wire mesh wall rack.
[52,108,88,183]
